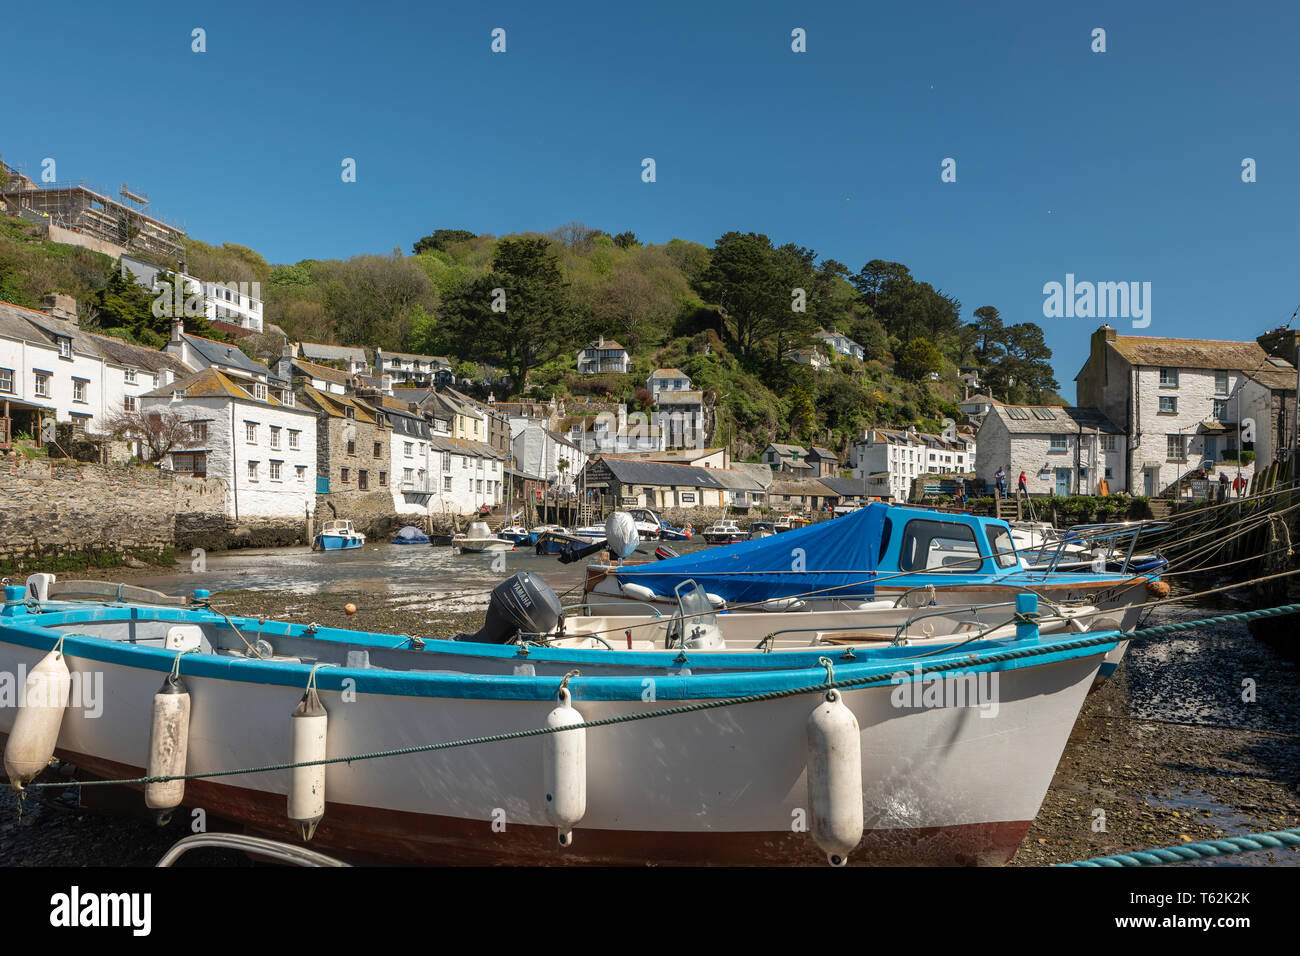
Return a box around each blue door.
[1204,436,1217,461]
[1055,468,1071,495]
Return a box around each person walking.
[994,466,1006,499]
[1018,471,1028,498]
[954,476,965,509]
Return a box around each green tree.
[439,236,572,393]
[896,336,943,381]
[412,229,476,255]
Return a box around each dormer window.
[280,389,294,407]
[58,337,71,359]
[172,389,187,401]
[344,406,356,420]
[254,383,268,401]
[124,367,137,384]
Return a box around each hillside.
[0,216,1065,461]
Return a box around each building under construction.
[0,159,186,263]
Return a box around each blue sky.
[6,0,1299,401]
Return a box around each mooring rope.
[19,601,1300,793]
[1056,828,1300,866]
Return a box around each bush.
[1241,450,1256,463]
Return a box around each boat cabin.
[319,519,356,537]
[877,506,1021,575]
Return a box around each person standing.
[1018,471,1028,498]
[994,466,1006,499]
[954,476,966,509]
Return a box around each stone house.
[760,442,813,474]
[803,446,839,477]
[975,404,1126,496]
[297,385,392,512]
[580,456,727,511]
[1074,325,1286,495]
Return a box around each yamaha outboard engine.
[459,572,563,643]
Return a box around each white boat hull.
[0,629,1104,865]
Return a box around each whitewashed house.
[512,423,587,492]
[813,329,865,360]
[1073,325,1289,495]
[975,405,1126,496]
[140,367,317,520]
[0,296,188,443]
[577,336,630,375]
[849,428,926,502]
[121,255,264,333]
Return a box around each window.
[404,442,413,458]
[270,426,281,449]
[476,479,483,492]
[1213,399,1228,420]
[247,461,259,481]
[379,471,387,486]
[1159,396,1177,413]
[1105,466,1113,480]
[172,389,186,401]
[296,465,307,482]
[1215,371,1229,395]
[34,371,50,398]
[462,457,468,469]
[341,467,350,483]
[123,395,136,412]
[270,460,283,481]
[373,441,382,459]
[58,337,71,359]
[442,451,452,471]
[189,421,207,443]
[444,475,452,491]
[347,438,356,455]
[289,429,300,450]
[898,519,981,572]
[1006,407,1030,420]
[1166,435,1187,460]
[254,383,268,401]
[245,422,258,443]
[358,470,368,490]
[1049,436,1068,452]
[1031,408,1056,421]
[1101,435,1116,451]
[124,367,137,384]
[0,368,11,393]
[1159,368,1178,386]
[984,526,1018,569]
[280,389,294,407]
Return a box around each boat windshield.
[898,518,982,572]
[985,525,1019,569]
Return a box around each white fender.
[288,686,328,841]
[3,649,72,790]
[806,688,863,866]
[705,592,725,608]
[542,686,586,846]
[619,582,658,602]
[761,598,806,612]
[145,673,191,817]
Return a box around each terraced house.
[0,295,188,447]
[139,366,316,523]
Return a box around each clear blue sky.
[7,0,1299,401]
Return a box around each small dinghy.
[391,526,431,545]
[654,544,679,561]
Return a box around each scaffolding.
[1,159,187,263]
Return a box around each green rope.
[1057,828,1300,866]
[20,601,1300,792]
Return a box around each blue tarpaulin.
[616,502,889,603]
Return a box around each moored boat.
[313,519,365,551]
[453,521,516,554]
[0,580,1118,866]
[391,526,431,545]
[702,519,748,545]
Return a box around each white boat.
[702,519,747,545]
[452,521,516,553]
[313,519,365,551]
[624,508,664,540]
[0,578,1119,866]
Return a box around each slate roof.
[1244,356,1298,391]
[142,367,290,405]
[820,476,869,497]
[595,456,726,489]
[768,477,834,497]
[183,333,273,379]
[299,342,369,364]
[0,300,189,376]
[708,468,766,491]
[990,405,1123,435]
[291,358,351,385]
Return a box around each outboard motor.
[458,572,562,643]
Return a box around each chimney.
[597,334,604,348]
[42,293,78,324]
[277,343,294,382]
[170,317,184,344]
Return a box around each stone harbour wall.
[0,456,227,573]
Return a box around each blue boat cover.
[616,503,889,603]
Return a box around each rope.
[1056,828,1300,866]
[22,600,1300,793]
